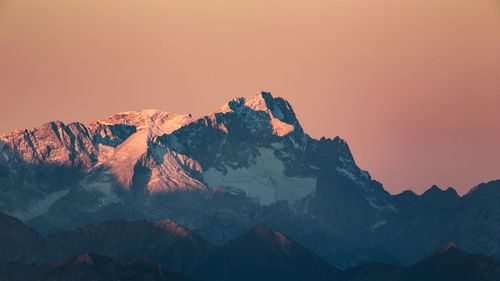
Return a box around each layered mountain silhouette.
[1,211,500,281]
[196,225,339,281]
[0,211,45,263]
[0,253,193,281]
[339,242,500,281]
[0,92,499,267]
[39,219,217,275]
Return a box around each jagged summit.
[94,109,194,136]
[0,91,387,234]
[3,90,467,268]
[239,92,299,125]
[425,185,443,193]
[395,189,418,198]
[217,92,297,120]
[422,185,459,197]
[1,92,500,271]
[212,92,301,137]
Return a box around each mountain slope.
[0,92,499,267]
[403,242,500,281]
[0,253,193,281]
[39,219,217,275]
[339,242,500,281]
[2,208,500,281]
[0,211,45,263]
[196,225,340,281]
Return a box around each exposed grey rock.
[0,92,499,268]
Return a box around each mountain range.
[1,211,500,281]
[0,253,193,281]
[0,92,499,268]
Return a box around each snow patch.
[82,172,122,208]
[96,144,115,166]
[203,148,316,205]
[371,220,387,232]
[289,137,300,149]
[8,189,70,220]
[336,167,359,183]
[339,155,354,164]
[146,146,207,193]
[270,142,285,150]
[97,110,193,136]
[367,197,385,211]
[366,196,398,213]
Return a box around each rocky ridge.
[0,92,499,267]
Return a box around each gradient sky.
[1,0,499,195]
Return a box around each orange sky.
[1,0,499,195]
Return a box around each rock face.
[196,225,340,281]
[0,92,499,267]
[0,253,193,281]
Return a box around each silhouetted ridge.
[1,92,500,269]
[39,253,192,281]
[0,211,45,263]
[40,219,217,275]
[55,253,111,266]
[196,225,339,281]
[437,242,460,253]
[422,185,458,197]
[338,244,500,281]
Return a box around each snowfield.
[204,148,316,205]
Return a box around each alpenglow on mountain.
[1,92,499,267]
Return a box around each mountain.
[456,180,500,259]
[0,211,215,277]
[374,180,500,265]
[0,253,193,281]
[195,225,340,281]
[39,219,217,275]
[403,242,500,281]
[0,211,337,280]
[0,91,499,267]
[0,211,45,263]
[2,211,500,281]
[0,92,389,266]
[339,242,500,281]
[339,263,403,281]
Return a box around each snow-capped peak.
[212,92,301,137]
[95,110,194,136]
